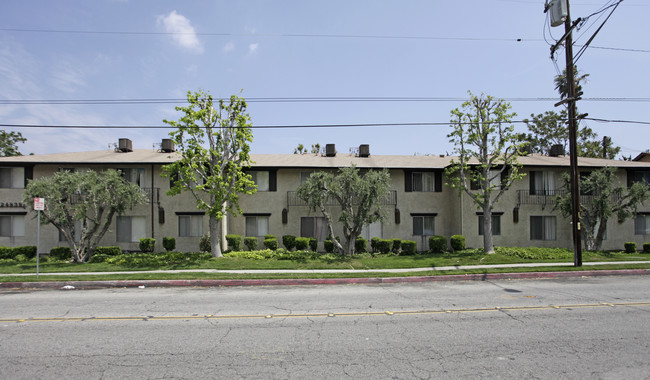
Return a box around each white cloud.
[248,43,259,54]
[223,41,235,53]
[157,10,204,53]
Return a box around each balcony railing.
[287,190,397,207]
[142,187,160,204]
[517,189,622,207]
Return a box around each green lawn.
[1,248,649,282]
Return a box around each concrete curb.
[1,269,649,290]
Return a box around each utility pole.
[564,0,582,267]
[548,0,582,266]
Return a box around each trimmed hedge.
[282,235,296,251]
[264,234,276,240]
[370,237,381,253]
[162,237,176,252]
[13,246,37,259]
[355,237,368,253]
[401,240,417,255]
[226,234,242,251]
[450,235,466,251]
[244,237,258,251]
[295,237,310,251]
[199,235,211,252]
[624,242,637,253]
[376,239,392,255]
[429,235,447,253]
[309,238,318,252]
[139,238,155,253]
[643,243,650,253]
[49,246,72,261]
[263,238,279,250]
[391,239,402,254]
[94,246,122,256]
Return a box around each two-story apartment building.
[2,139,650,253]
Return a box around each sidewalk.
[1,261,649,289]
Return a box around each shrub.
[282,235,296,251]
[370,237,381,253]
[263,238,279,250]
[244,237,258,251]
[89,253,109,263]
[309,238,318,252]
[50,247,72,261]
[14,254,28,262]
[429,235,447,253]
[450,235,466,251]
[643,243,650,253]
[94,246,121,256]
[0,247,12,259]
[162,237,176,252]
[323,239,335,253]
[163,251,187,264]
[401,240,417,255]
[496,247,572,260]
[199,235,211,252]
[355,236,368,253]
[264,234,276,240]
[624,242,637,253]
[295,237,310,251]
[376,239,392,255]
[13,246,37,259]
[226,234,242,251]
[391,239,402,254]
[139,238,156,253]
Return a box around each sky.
[0,0,648,158]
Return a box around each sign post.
[34,197,45,278]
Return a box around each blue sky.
[0,0,648,157]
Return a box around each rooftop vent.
[325,144,336,157]
[549,144,565,157]
[161,138,175,153]
[358,144,370,158]
[117,138,133,153]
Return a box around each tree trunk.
[593,218,608,252]
[483,206,495,254]
[209,215,223,257]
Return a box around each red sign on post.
[34,197,45,211]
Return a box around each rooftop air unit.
[118,138,133,153]
[359,144,370,157]
[161,138,175,153]
[325,144,336,157]
[549,144,565,157]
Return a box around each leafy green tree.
[293,143,321,154]
[554,65,589,100]
[296,166,391,255]
[162,90,256,257]
[556,167,649,251]
[23,170,147,262]
[446,92,525,254]
[0,130,27,157]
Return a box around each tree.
[522,110,620,159]
[293,143,321,154]
[23,170,146,263]
[162,90,256,257]
[556,167,649,251]
[445,92,525,254]
[296,166,391,256]
[0,130,27,157]
[522,67,620,159]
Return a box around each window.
[412,172,435,192]
[530,216,556,240]
[0,167,25,189]
[628,170,650,188]
[413,215,435,236]
[246,215,269,236]
[529,171,556,195]
[0,214,25,237]
[478,214,501,235]
[249,171,270,191]
[118,168,146,188]
[178,215,203,237]
[301,217,328,241]
[634,214,650,235]
[116,216,146,242]
[300,171,314,184]
[361,221,383,240]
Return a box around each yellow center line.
[2,302,648,324]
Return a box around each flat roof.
[2,149,650,169]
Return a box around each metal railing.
[517,189,623,206]
[287,190,397,207]
[142,187,160,204]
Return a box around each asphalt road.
[1,276,649,379]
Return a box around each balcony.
[517,190,566,207]
[287,190,398,208]
[142,187,160,204]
